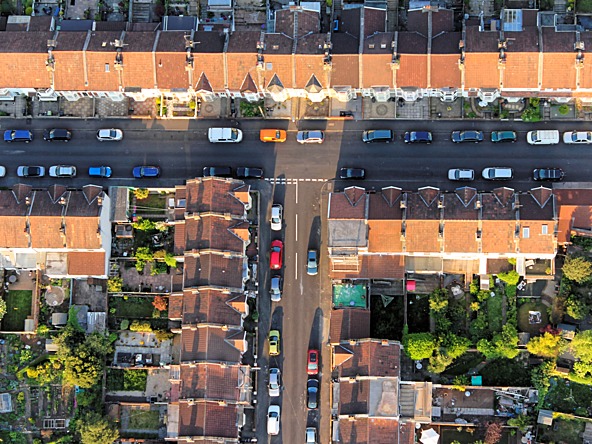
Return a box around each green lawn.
[487,293,503,333]
[111,296,154,318]
[517,301,548,335]
[135,193,167,214]
[538,418,586,444]
[127,408,160,430]
[2,290,32,331]
[107,369,147,391]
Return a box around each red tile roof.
[183,253,245,289]
[396,54,427,87]
[179,362,246,401]
[464,53,499,89]
[67,252,106,276]
[328,188,368,219]
[333,339,400,378]
[180,288,245,326]
[177,401,240,438]
[405,220,440,253]
[185,178,247,217]
[339,379,371,414]
[181,325,244,363]
[330,309,371,344]
[183,215,247,253]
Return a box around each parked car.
[260,129,287,143]
[236,167,264,179]
[482,167,514,180]
[203,166,232,177]
[4,130,33,143]
[208,127,243,143]
[404,131,432,144]
[269,330,280,356]
[307,349,319,375]
[17,166,44,177]
[307,249,318,276]
[448,168,475,181]
[527,130,560,145]
[132,166,160,178]
[270,240,283,270]
[307,378,319,409]
[49,165,76,177]
[269,368,281,397]
[297,130,324,144]
[43,128,72,142]
[270,275,283,302]
[491,130,517,143]
[362,129,394,143]
[339,167,365,180]
[306,427,318,444]
[271,204,283,231]
[88,166,112,178]
[451,130,484,143]
[96,128,123,141]
[533,167,565,181]
[0,166,5,177]
[267,405,281,435]
[563,131,592,144]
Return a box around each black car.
[404,131,432,144]
[533,168,564,182]
[451,130,484,143]
[236,167,264,179]
[362,129,394,143]
[203,166,232,177]
[307,378,319,409]
[43,128,72,142]
[339,167,365,180]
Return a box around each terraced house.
[0,6,591,106]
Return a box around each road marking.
[265,178,330,185]
[295,252,298,281]
[295,180,298,204]
[295,213,298,242]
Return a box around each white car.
[269,368,281,397]
[448,168,474,181]
[297,130,324,144]
[482,167,513,181]
[270,276,282,302]
[49,165,77,177]
[96,128,123,141]
[271,204,283,231]
[563,131,592,144]
[306,427,317,443]
[267,405,280,435]
[0,166,5,177]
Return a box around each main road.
[2,117,591,444]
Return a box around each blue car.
[4,130,33,143]
[88,166,112,178]
[133,166,160,178]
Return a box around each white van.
[526,130,560,145]
[208,127,243,143]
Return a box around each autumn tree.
[152,295,168,311]
[484,422,503,444]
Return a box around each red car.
[270,240,283,270]
[307,349,319,375]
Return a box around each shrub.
[154,330,174,341]
[120,319,129,330]
[129,320,152,332]
[563,255,592,283]
[25,6,32,14]
[107,277,122,293]
[497,270,520,285]
[558,104,570,115]
[134,188,150,199]
[152,296,167,311]
[403,332,437,360]
[469,279,479,295]
[133,217,156,231]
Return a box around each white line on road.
[295,180,299,204]
[295,213,298,242]
[295,252,298,281]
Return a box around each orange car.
[260,129,287,143]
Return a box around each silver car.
[270,275,282,302]
[307,249,318,276]
[271,204,283,231]
[448,168,474,181]
[269,368,281,397]
[306,427,317,443]
[482,167,514,180]
[49,165,77,178]
[96,128,123,141]
[297,130,324,144]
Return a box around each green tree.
[77,412,119,444]
[84,332,114,357]
[403,332,437,360]
[429,288,449,313]
[507,414,533,433]
[164,252,177,267]
[497,270,520,285]
[0,297,6,322]
[526,332,564,358]
[427,351,453,373]
[133,216,156,231]
[442,333,471,359]
[566,295,590,319]
[477,324,519,360]
[562,255,592,283]
[62,346,102,388]
[571,330,592,362]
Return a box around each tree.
[477,324,520,360]
[526,332,564,358]
[507,414,533,433]
[571,330,592,362]
[403,332,436,360]
[566,295,590,320]
[132,216,156,231]
[442,333,471,359]
[497,270,520,286]
[133,188,150,200]
[152,295,167,311]
[429,289,449,313]
[0,297,6,322]
[484,422,503,444]
[562,255,592,283]
[77,412,119,444]
[428,351,453,373]
[62,346,102,388]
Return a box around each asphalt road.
[3,117,592,444]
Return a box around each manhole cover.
[376,104,388,116]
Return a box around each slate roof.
[339,379,371,414]
[328,188,368,219]
[184,178,247,217]
[179,287,245,326]
[181,214,249,254]
[179,362,247,401]
[183,253,245,288]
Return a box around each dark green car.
[491,131,517,143]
